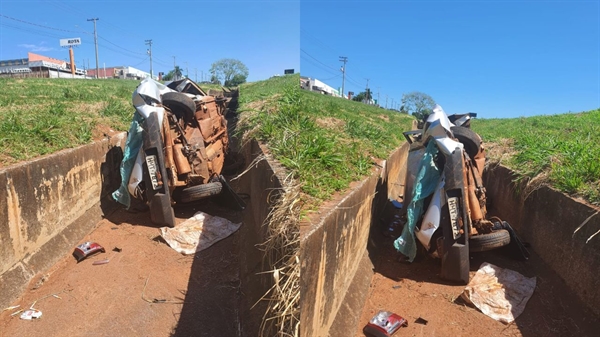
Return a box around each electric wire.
[300,54,339,77]
[0,14,87,34]
[300,49,339,72]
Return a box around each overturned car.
[394,106,528,283]
[112,78,242,227]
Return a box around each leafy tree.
[209,58,249,87]
[401,91,436,124]
[162,66,184,81]
[352,89,373,103]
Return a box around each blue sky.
[301,0,600,118]
[0,0,300,82]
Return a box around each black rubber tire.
[179,182,223,203]
[450,126,481,159]
[161,92,196,120]
[469,229,510,252]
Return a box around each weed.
[238,74,413,205]
[473,109,600,204]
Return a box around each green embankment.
[238,74,414,206]
[472,110,600,204]
[0,78,139,164]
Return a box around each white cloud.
[18,43,54,52]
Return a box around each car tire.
[179,182,223,203]
[450,126,481,159]
[162,92,196,120]
[469,229,510,252]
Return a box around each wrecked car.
[394,106,528,283]
[112,78,242,227]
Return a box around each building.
[86,66,152,80]
[0,52,86,78]
[0,52,153,80]
[300,76,342,97]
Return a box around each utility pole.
[185,61,188,78]
[385,95,388,109]
[145,39,153,79]
[87,18,99,79]
[377,86,380,106]
[339,56,347,98]
[365,78,370,104]
[391,98,394,110]
[194,68,197,82]
[172,56,176,80]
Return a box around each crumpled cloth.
[394,140,440,261]
[462,262,536,324]
[160,211,241,255]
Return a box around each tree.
[209,58,249,87]
[401,92,436,124]
[352,90,373,103]
[162,66,184,81]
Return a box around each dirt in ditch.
[356,224,600,337]
[0,200,244,337]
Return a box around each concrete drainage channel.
[1,121,599,336]
[0,112,282,335]
[300,142,600,336]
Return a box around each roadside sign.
[60,38,82,47]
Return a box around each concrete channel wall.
[300,143,410,337]
[483,164,600,317]
[0,133,126,310]
[237,139,286,335]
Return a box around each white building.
[300,76,341,97]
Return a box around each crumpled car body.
[112,78,232,226]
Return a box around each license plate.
[448,196,460,239]
[145,154,160,190]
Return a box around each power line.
[98,36,145,56]
[300,54,339,76]
[48,0,147,41]
[301,49,339,72]
[0,14,88,34]
[300,28,339,56]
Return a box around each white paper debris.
[462,262,536,324]
[20,309,42,320]
[160,211,241,255]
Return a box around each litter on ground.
[461,262,536,323]
[160,211,241,255]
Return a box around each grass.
[0,78,139,165]
[0,77,225,166]
[472,109,600,204]
[238,74,414,207]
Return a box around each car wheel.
[450,126,481,159]
[469,229,510,252]
[179,182,223,203]
[161,92,196,120]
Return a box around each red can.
[363,311,408,337]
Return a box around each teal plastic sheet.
[111,111,145,208]
[394,141,440,262]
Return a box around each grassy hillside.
[0,78,231,166]
[238,74,414,206]
[472,109,600,204]
[0,78,139,165]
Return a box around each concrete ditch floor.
[355,231,600,337]
[0,200,244,337]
